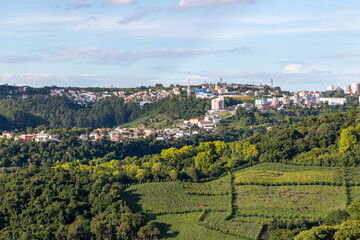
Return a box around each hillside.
[120,163,360,239]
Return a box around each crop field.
[153,212,242,240]
[123,175,231,214]
[349,186,360,202]
[346,168,360,185]
[234,162,343,185]
[234,185,346,211]
[235,207,331,220]
[199,211,263,240]
[123,163,359,239]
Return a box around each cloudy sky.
[1,0,360,91]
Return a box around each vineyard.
[234,163,343,185]
[122,162,360,239]
[123,174,231,215]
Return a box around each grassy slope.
[118,115,150,127]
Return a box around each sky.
[1,0,360,91]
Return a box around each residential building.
[327,85,335,91]
[352,83,360,94]
[211,96,225,111]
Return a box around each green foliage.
[247,109,360,167]
[295,220,360,240]
[0,167,148,240]
[294,225,337,240]
[339,126,359,153]
[334,220,360,240]
[139,95,211,122]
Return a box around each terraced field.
[123,162,360,239]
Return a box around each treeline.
[245,108,360,166]
[0,167,160,240]
[0,96,140,129]
[54,140,258,184]
[0,125,256,170]
[228,97,358,128]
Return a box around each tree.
[169,169,178,181]
[339,126,358,153]
[294,226,337,240]
[137,222,160,240]
[135,169,147,182]
[194,150,213,169]
[334,220,360,240]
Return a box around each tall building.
[327,85,335,91]
[211,96,224,111]
[352,83,360,94]
[344,85,352,94]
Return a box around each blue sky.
[1,0,360,91]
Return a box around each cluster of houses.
[194,83,277,99]
[50,88,174,107]
[1,131,59,142]
[255,91,346,111]
[123,89,173,106]
[50,89,112,106]
[79,127,197,142]
[179,116,221,130]
[0,127,200,144]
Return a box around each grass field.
[118,115,150,127]
[153,212,242,240]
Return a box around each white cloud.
[282,64,305,74]
[176,0,257,8]
[106,0,134,6]
[282,64,333,74]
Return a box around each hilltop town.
[0,81,356,144]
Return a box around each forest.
[0,94,211,130]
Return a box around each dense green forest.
[0,167,160,240]
[0,95,211,130]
